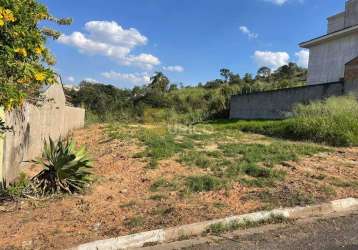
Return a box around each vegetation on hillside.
[66,63,307,123]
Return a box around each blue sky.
[40,0,344,88]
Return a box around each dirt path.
[0,125,357,249]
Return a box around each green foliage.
[219,142,326,166]
[136,128,193,168]
[185,175,226,192]
[1,172,29,198]
[27,138,92,196]
[290,95,358,146]
[231,96,358,146]
[0,0,71,110]
[67,63,307,123]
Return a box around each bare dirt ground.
[0,124,357,250]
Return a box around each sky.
[40,0,345,88]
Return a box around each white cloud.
[85,21,147,48]
[239,26,258,39]
[295,49,309,68]
[263,0,304,6]
[84,78,99,83]
[58,21,160,70]
[163,65,184,73]
[66,76,75,83]
[264,0,288,5]
[253,51,290,70]
[101,71,151,87]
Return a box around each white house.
[300,0,358,85]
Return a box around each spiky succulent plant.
[27,137,92,197]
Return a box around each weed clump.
[206,214,288,234]
[185,175,226,192]
[234,96,358,147]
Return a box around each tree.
[169,84,178,92]
[220,68,232,83]
[0,0,71,111]
[243,73,254,84]
[148,72,170,93]
[228,73,241,85]
[257,66,271,78]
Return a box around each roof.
[300,24,358,48]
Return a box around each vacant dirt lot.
[0,123,357,249]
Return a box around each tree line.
[66,62,307,123]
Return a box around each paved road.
[183,213,358,250]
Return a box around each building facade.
[300,0,358,85]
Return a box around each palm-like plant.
[26,138,92,197]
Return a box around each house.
[230,0,358,120]
[300,0,358,85]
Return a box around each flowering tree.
[0,0,71,111]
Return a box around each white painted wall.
[307,33,358,85]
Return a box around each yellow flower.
[34,72,46,81]
[0,19,4,27]
[15,48,27,57]
[2,9,15,22]
[35,47,42,55]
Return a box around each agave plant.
[27,137,92,197]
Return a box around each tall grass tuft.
[233,96,358,147]
[291,95,358,146]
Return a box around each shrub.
[291,95,358,146]
[232,96,358,147]
[26,138,92,197]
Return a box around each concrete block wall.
[230,82,345,120]
[0,84,85,184]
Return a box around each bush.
[26,138,92,197]
[233,96,358,147]
[291,95,358,146]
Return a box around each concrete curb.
[73,198,358,250]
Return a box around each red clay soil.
[0,125,357,250]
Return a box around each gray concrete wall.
[345,0,358,27]
[327,12,345,33]
[1,84,85,183]
[230,82,344,120]
[307,33,358,85]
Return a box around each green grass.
[106,121,330,194]
[219,142,327,166]
[150,178,178,192]
[206,214,288,234]
[223,96,358,147]
[179,151,215,169]
[1,173,29,198]
[185,175,226,193]
[125,216,144,228]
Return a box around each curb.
[73,198,358,250]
